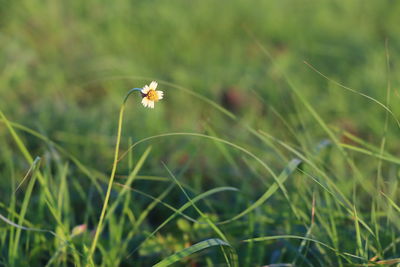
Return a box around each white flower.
[141,81,164,109]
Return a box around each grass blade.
[153,238,233,267]
[219,158,301,224]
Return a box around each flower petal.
[148,101,155,109]
[149,81,158,90]
[141,85,150,94]
[157,90,164,100]
[141,97,149,107]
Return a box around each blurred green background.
[1,0,400,266]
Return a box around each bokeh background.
[1,0,400,266]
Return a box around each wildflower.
[141,81,164,108]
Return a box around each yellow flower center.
[146,89,159,101]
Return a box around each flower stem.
[87,88,141,265]
[87,103,125,264]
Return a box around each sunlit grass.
[1,1,400,266]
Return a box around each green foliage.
[1,0,400,266]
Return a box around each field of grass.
[1,0,400,266]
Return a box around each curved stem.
[123,88,142,104]
[87,88,141,265]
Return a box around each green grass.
[1,0,400,266]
